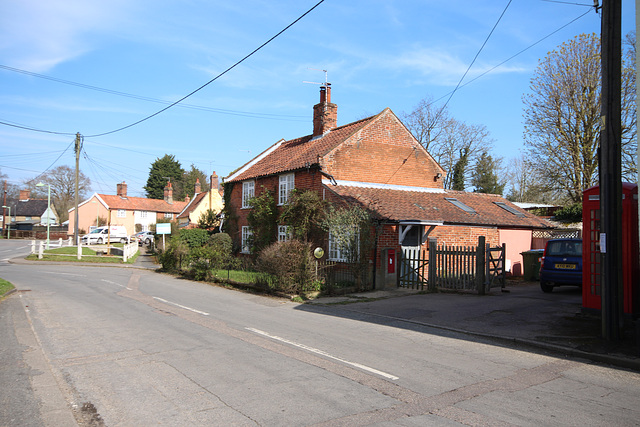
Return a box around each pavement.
[6,249,640,371]
[304,281,640,371]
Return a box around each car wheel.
[540,281,554,293]
[120,238,127,243]
[145,238,151,245]
[97,237,104,244]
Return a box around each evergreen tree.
[471,152,505,195]
[450,148,469,191]
[144,155,185,200]
[182,164,210,197]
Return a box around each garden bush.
[256,239,317,294]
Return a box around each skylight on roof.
[445,198,476,214]
[494,201,525,217]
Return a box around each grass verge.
[0,278,15,297]
[26,246,140,264]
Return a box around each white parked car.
[82,226,129,244]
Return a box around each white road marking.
[152,297,210,316]
[101,279,131,290]
[246,327,399,381]
[43,271,86,277]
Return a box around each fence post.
[38,241,44,259]
[77,240,82,260]
[476,236,486,295]
[428,239,437,291]
[58,238,63,247]
[31,240,36,254]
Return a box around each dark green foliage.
[280,189,327,241]
[178,228,209,248]
[157,237,189,271]
[451,147,469,191]
[183,164,210,197]
[144,154,185,200]
[472,152,505,195]
[246,188,278,253]
[256,240,317,294]
[554,203,582,223]
[189,233,238,280]
[197,209,220,232]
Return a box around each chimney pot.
[312,84,337,137]
[164,182,174,204]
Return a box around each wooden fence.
[399,236,505,294]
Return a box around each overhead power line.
[0,64,306,121]
[85,0,326,138]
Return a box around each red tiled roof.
[327,185,552,229]
[177,192,207,219]
[98,194,187,214]
[226,116,375,182]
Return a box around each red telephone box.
[582,183,639,315]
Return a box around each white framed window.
[164,212,173,219]
[278,173,295,205]
[242,180,255,208]
[277,225,291,242]
[328,229,358,262]
[137,211,148,219]
[241,226,253,254]
[117,209,126,218]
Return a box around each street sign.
[156,223,171,235]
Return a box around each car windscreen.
[546,240,582,257]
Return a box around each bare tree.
[27,165,91,223]
[523,32,636,203]
[402,98,494,190]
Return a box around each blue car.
[539,238,583,293]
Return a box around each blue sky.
[0,0,636,198]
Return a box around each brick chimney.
[164,182,174,204]
[184,194,190,204]
[210,172,219,191]
[117,181,127,198]
[312,84,337,137]
[19,189,30,201]
[194,178,201,194]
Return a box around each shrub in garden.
[189,233,238,280]
[157,237,189,271]
[256,239,316,294]
[178,228,210,248]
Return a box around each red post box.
[582,183,639,315]
[387,249,395,274]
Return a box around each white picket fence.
[32,239,138,262]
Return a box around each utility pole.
[599,0,623,341]
[2,180,6,237]
[74,133,82,245]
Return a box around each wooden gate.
[398,247,429,290]
[398,236,506,294]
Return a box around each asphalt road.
[1,241,640,426]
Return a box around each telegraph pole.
[74,133,82,245]
[599,0,623,341]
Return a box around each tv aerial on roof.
[303,68,329,86]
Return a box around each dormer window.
[445,198,476,214]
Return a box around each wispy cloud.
[0,1,132,72]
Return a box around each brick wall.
[323,110,445,189]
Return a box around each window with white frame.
[328,228,358,262]
[278,173,295,205]
[242,180,255,208]
[241,226,253,254]
[117,209,126,218]
[164,212,173,219]
[138,210,148,219]
[277,225,291,242]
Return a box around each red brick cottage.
[224,85,551,287]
